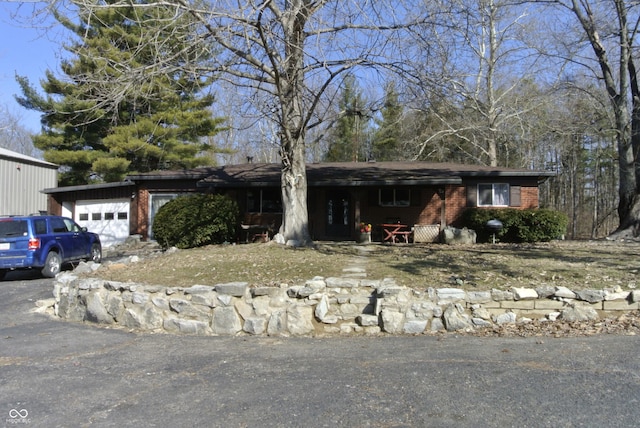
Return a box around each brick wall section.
[415,189,442,224]
[136,187,150,239]
[445,185,467,226]
[520,187,539,209]
[48,197,62,215]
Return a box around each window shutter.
[466,184,477,207]
[510,186,521,207]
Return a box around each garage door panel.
[76,199,130,247]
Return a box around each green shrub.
[463,208,568,243]
[152,194,239,249]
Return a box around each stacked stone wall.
[41,272,640,336]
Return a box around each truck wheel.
[89,243,102,263]
[41,251,62,278]
[0,269,6,281]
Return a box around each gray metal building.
[0,147,58,216]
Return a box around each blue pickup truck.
[0,215,102,279]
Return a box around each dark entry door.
[326,191,351,239]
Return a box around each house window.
[247,189,282,213]
[478,183,510,206]
[379,188,410,207]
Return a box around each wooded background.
[1,1,636,240]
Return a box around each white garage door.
[76,199,130,248]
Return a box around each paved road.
[1,272,640,427]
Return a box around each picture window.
[247,189,282,213]
[478,183,510,207]
[379,188,410,207]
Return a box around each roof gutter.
[197,177,463,188]
[42,181,135,194]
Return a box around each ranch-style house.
[43,161,554,246]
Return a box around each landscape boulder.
[560,304,599,322]
[443,303,473,331]
[442,227,477,245]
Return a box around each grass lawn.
[94,240,640,291]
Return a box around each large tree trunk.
[275,0,312,246]
[610,195,640,239]
[616,133,637,231]
[278,137,312,246]
[611,85,636,232]
[610,0,640,237]
[617,59,640,235]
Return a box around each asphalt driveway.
[2,272,640,427]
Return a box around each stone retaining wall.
[38,272,640,336]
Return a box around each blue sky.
[0,2,65,132]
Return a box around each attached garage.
[75,199,131,247]
[43,181,136,248]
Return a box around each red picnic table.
[240,224,271,243]
[380,223,412,243]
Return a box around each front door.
[326,191,351,239]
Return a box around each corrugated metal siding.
[0,158,58,215]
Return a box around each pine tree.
[324,75,370,162]
[371,82,403,161]
[16,3,225,185]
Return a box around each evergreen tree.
[371,82,403,161]
[405,96,469,163]
[16,3,225,185]
[324,75,370,162]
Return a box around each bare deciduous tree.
[537,80,618,238]
[0,105,39,157]
[405,0,554,167]
[548,0,640,237]
[50,0,432,245]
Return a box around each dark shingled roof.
[44,162,554,194]
[194,162,554,188]
[126,167,222,181]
